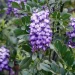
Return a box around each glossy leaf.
[12,2,20,8]
[20,57,32,70]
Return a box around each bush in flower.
[0,0,75,75]
[0,47,10,71]
[30,9,52,52]
[67,17,75,48]
[0,47,14,75]
[7,0,27,17]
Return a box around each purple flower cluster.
[30,9,52,52]
[0,47,10,71]
[7,0,27,17]
[67,17,75,48]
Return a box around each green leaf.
[61,13,70,20]
[54,40,74,66]
[10,49,17,60]
[20,57,32,70]
[40,63,51,71]
[51,61,59,73]
[0,9,5,14]
[9,36,17,44]
[64,51,74,66]
[72,64,75,70]
[52,11,60,19]
[32,52,37,60]
[21,44,31,52]
[21,70,31,75]
[33,0,38,3]
[17,34,29,42]
[14,28,25,36]
[40,63,56,74]
[50,44,56,50]
[12,2,20,8]
[54,40,62,52]
[14,19,22,25]
[21,16,30,24]
[60,68,66,75]
[66,26,74,32]
[26,5,31,12]
[37,63,41,71]
[54,40,67,55]
[61,45,67,55]
[27,1,39,7]
[21,2,25,10]
[8,61,14,67]
[39,0,46,5]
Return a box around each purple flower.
[67,17,75,48]
[30,9,52,52]
[6,0,27,17]
[0,47,10,71]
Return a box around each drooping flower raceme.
[0,47,10,71]
[7,0,27,17]
[30,9,52,52]
[66,17,75,48]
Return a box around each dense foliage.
[0,0,75,75]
